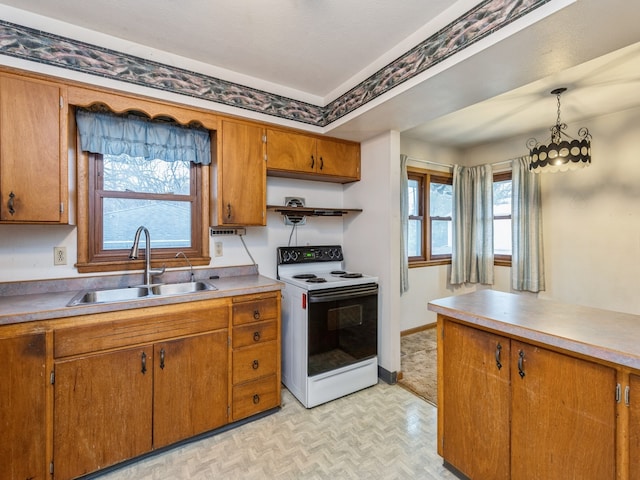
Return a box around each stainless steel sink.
[67,281,216,306]
[68,287,150,306]
[150,281,215,296]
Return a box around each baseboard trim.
[378,365,397,385]
[401,323,436,336]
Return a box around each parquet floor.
[93,382,457,480]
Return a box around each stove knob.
[290,251,299,262]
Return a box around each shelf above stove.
[267,205,362,217]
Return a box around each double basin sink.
[67,281,216,306]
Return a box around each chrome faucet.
[129,226,165,286]
[175,251,195,282]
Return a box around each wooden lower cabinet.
[0,333,47,480]
[153,331,228,448]
[630,374,640,479]
[441,318,617,480]
[52,298,232,479]
[53,346,154,480]
[231,293,281,421]
[441,322,510,480]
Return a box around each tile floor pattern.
[94,383,458,480]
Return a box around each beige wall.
[400,104,640,332]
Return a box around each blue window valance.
[75,109,211,165]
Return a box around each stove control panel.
[277,245,344,264]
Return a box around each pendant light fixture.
[527,87,591,173]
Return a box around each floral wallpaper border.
[0,0,550,127]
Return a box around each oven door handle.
[308,285,378,303]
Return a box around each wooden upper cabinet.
[0,74,68,223]
[214,120,266,226]
[266,128,360,183]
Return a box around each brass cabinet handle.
[253,309,261,320]
[253,331,261,342]
[310,155,315,169]
[160,348,165,370]
[226,203,232,219]
[252,359,259,370]
[8,191,15,216]
[495,343,502,370]
[319,157,324,170]
[253,394,260,404]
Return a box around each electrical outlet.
[54,246,67,265]
[214,241,223,257]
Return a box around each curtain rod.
[406,156,515,169]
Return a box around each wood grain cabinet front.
[0,333,48,480]
[52,299,229,479]
[231,293,281,421]
[440,318,617,480]
[0,73,68,223]
[265,128,360,183]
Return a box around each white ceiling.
[2,0,640,147]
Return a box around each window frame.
[75,112,211,274]
[407,167,453,267]
[493,171,512,267]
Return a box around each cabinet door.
[511,341,616,480]
[0,75,65,222]
[54,347,153,480]
[0,333,47,480]
[628,374,640,479]
[218,120,265,225]
[266,128,316,174]
[153,330,228,448]
[316,137,360,180]
[441,321,511,480]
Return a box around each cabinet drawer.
[232,342,277,384]
[233,320,277,348]
[232,374,279,421]
[232,297,277,326]
[55,300,229,358]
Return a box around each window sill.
[409,259,451,268]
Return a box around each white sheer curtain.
[450,164,494,285]
[511,157,545,292]
[400,154,409,294]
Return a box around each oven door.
[307,283,378,377]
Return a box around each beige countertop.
[428,289,640,371]
[0,272,283,326]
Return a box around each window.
[75,108,210,273]
[493,171,512,265]
[88,153,203,264]
[407,168,453,266]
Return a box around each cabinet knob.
[8,191,15,216]
[253,309,261,320]
[252,359,260,370]
[253,331,261,342]
[253,394,260,404]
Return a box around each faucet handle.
[150,264,166,277]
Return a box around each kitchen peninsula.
[428,289,640,480]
